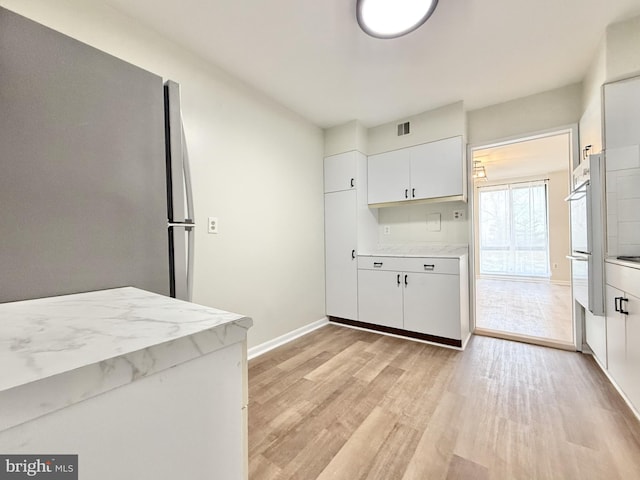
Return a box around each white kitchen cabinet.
[584,309,607,368]
[606,284,625,379]
[357,269,403,329]
[367,148,410,204]
[605,261,640,412]
[626,292,640,410]
[324,151,378,321]
[325,190,358,320]
[603,76,640,257]
[356,255,468,346]
[604,76,640,149]
[403,271,461,340]
[324,151,358,193]
[410,136,464,200]
[367,136,465,206]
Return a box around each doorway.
[471,131,574,349]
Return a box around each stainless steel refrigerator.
[0,7,195,303]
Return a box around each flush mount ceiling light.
[356,0,439,39]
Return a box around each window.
[479,181,550,277]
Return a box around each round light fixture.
[356,0,439,39]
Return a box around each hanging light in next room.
[356,0,439,39]
[473,160,488,181]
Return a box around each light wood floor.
[248,324,640,480]
[476,278,573,343]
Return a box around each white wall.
[324,120,368,156]
[377,202,469,246]
[606,14,640,82]
[580,39,607,157]
[367,101,465,155]
[468,84,583,145]
[0,0,326,348]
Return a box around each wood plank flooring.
[248,324,640,480]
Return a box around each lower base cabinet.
[403,272,460,340]
[605,262,640,411]
[357,270,403,329]
[356,255,468,346]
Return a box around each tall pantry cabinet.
[324,151,377,321]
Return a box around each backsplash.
[376,201,469,245]
[607,165,640,256]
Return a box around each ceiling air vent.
[397,121,410,136]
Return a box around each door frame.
[466,124,580,350]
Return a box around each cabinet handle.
[412,188,415,198]
[583,145,592,160]
[405,188,408,199]
[374,262,383,268]
[404,274,408,286]
[397,274,401,286]
[615,296,621,313]
[351,249,356,260]
[424,264,435,271]
[621,297,629,315]
[350,178,355,188]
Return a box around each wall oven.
[565,154,605,316]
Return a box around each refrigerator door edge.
[165,80,186,223]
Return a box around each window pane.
[479,182,549,277]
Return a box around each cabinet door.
[325,191,358,320]
[324,152,357,194]
[604,77,640,149]
[623,292,640,410]
[584,310,607,368]
[357,270,403,329]
[606,284,627,388]
[409,136,463,200]
[403,272,461,340]
[367,149,410,204]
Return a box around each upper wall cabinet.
[604,76,640,149]
[603,76,640,257]
[324,151,358,193]
[367,136,465,207]
[367,148,411,203]
[410,136,464,200]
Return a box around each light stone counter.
[0,286,252,432]
[606,257,640,270]
[361,244,469,258]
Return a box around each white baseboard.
[590,352,640,423]
[248,317,329,360]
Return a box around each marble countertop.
[606,257,640,270]
[0,287,252,431]
[360,244,469,258]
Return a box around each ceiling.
[473,133,571,181]
[101,0,640,129]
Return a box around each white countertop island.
[0,287,252,479]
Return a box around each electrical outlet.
[208,217,219,234]
[383,225,391,235]
[453,210,465,221]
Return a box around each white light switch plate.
[208,217,219,234]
